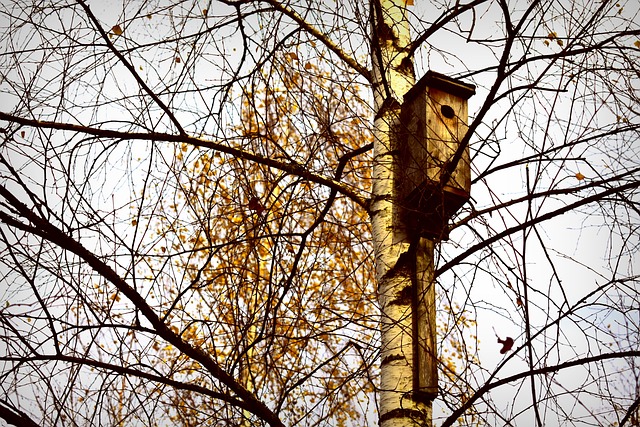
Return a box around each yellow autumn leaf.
[575,172,585,181]
[634,40,640,48]
[111,25,123,36]
[547,31,557,40]
[285,52,299,62]
[557,39,564,47]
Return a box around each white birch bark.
[371,1,433,426]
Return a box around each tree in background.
[0,1,638,426]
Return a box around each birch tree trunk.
[371,1,432,426]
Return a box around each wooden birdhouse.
[399,71,475,240]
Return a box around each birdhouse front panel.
[423,86,470,196]
[399,71,475,240]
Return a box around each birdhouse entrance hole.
[440,104,455,119]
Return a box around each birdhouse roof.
[404,70,476,102]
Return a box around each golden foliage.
[142,53,377,425]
